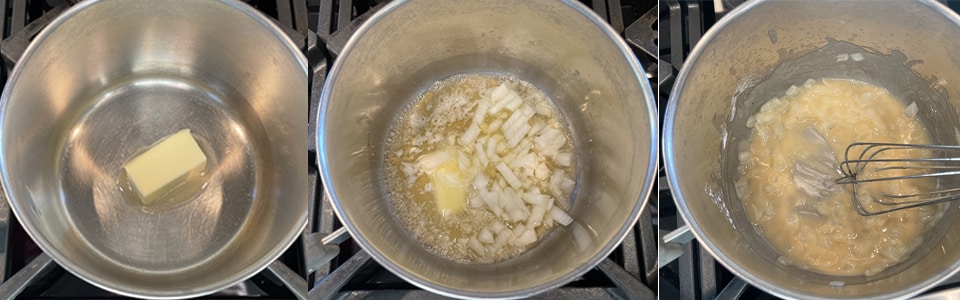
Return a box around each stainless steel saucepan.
[317,0,657,298]
[0,0,307,298]
[665,0,960,299]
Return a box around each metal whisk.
[835,142,960,216]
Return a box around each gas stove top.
[307,0,657,299]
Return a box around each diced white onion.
[904,101,918,119]
[472,101,490,124]
[490,220,506,233]
[460,122,481,146]
[560,177,575,193]
[475,142,489,166]
[527,205,546,228]
[478,228,495,244]
[836,53,849,62]
[785,85,799,97]
[556,152,572,167]
[487,118,503,132]
[469,237,485,255]
[474,173,490,190]
[515,229,537,246]
[504,92,524,112]
[417,151,451,173]
[851,52,864,61]
[512,224,527,237]
[488,84,512,113]
[496,162,523,189]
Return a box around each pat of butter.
[430,158,466,217]
[123,129,206,205]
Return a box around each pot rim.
[316,0,659,298]
[663,0,960,299]
[0,0,308,298]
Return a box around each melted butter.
[738,78,943,276]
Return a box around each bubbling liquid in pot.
[385,74,577,264]
[737,78,944,276]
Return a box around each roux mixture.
[736,78,943,276]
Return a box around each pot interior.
[667,0,960,298]
[319,0,656,297]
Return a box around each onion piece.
[460,122,481,146]
[488,84,511,112]
[496,162,523,189]
[550,206,573,226]
[472,101,490,124]
[475,142,489,166]
[527,205,546,228]
[495,228,514,246]
[904,101,918,119]
[515,229,537,246]
[474,173,490,190]
[556,152,572,167]
[560,177,576,193]
[468,237,485,255]
[504,92,524,112]
[478,228,495,244]
[418,151,451,173]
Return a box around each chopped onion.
[560,177,575,193]
[836,53,849,62]
[527,205,546,228]
[474,173,490,190]
[472,101,490,124]
[488,84,512,113]
[534,127,566,159]
[529,120,547,136]
[550,206,573,226]
[468,237,485,255]
[904,101,918,119]
[495,228,514,246]
[556,152,572,167]
[475,142,489,166]
[487,118,503,132]
[490,220,506,233]
[496,162,523,189]
[785,85,799,97]
[478,228,495,244]
[460,122,481,146]
[851,52,864,61]
[504,92,524,112]
[533,103,553,117]
[417,151,452,173]
[486,138,499,162]
[515,228,537,246]
[534,164,550,180]
[483,191,502,216]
